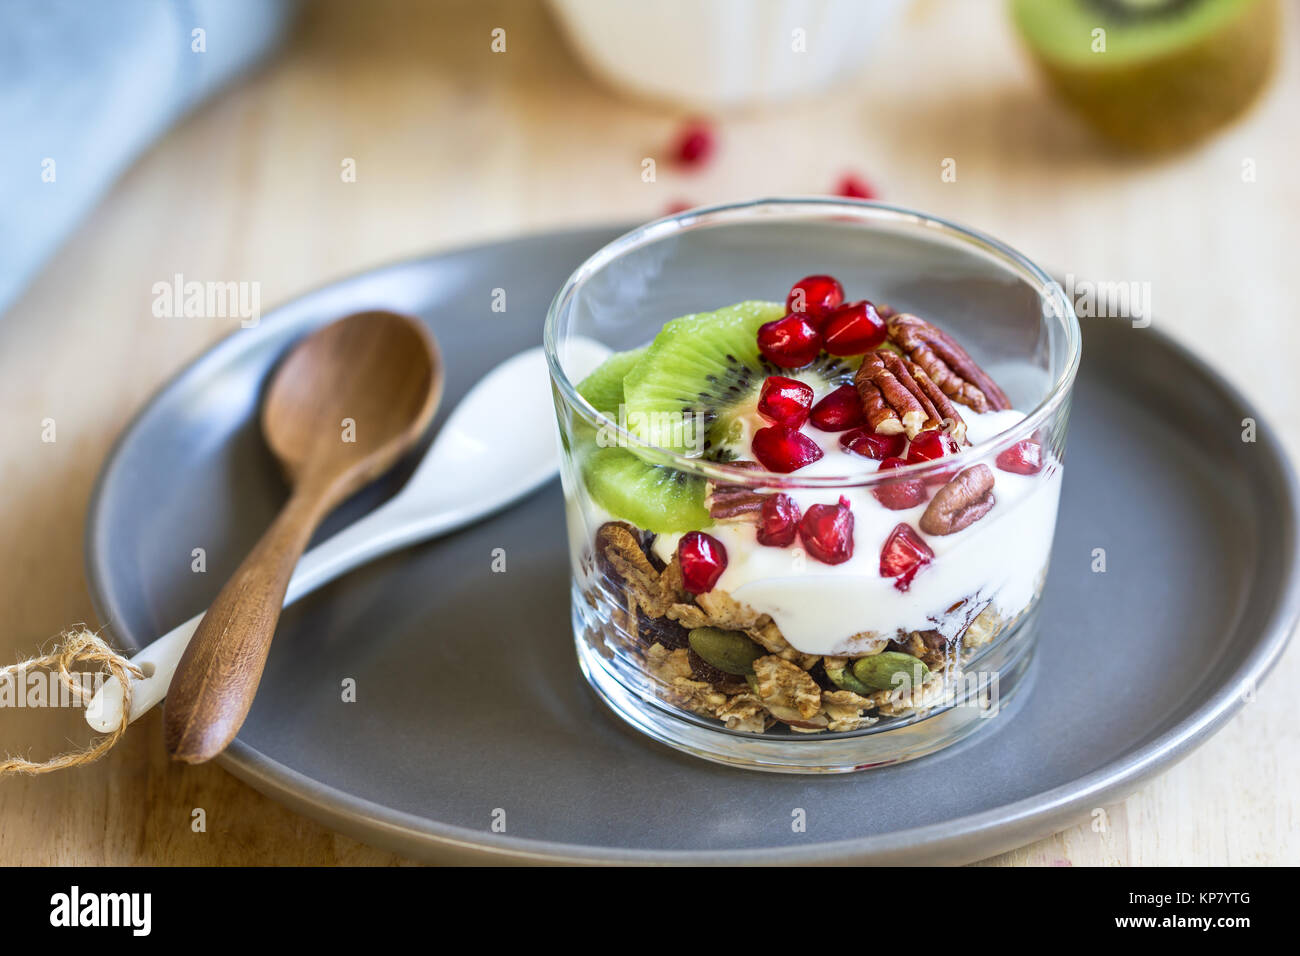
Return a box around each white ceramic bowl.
[547,0,908,110]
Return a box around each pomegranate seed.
[809,384,865,431]
[663,200,694,215]
[997,440,1044,475]
[757,493,801,547]
[799,496,855,565]
[840,426,905,460]
[757,376,815,428]
[757,315,822,368]
[879,523,933,591]
[673,120,715,167]
[752,425,824,473]
[834,173,877,200]
[906,429,961,484]
[677,531,728,593]
[822,301,887,355]
[786,275,844,323]
[905,430,960,464]
[872,457,928,510]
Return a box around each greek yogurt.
[649,391,1060,656]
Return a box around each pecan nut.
[905,360,967,443]
[919,464,996,535]
[886,313,1011,413]
[855,350,933,438]
[855,349,966,440]
[705,460,767,521]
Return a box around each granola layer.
[589,518,1021,735]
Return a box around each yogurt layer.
[651,400,1061,656]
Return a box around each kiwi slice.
[574,348,709,533]
[574,304,860,532]
[576,347,645,414]
[1013,0,1279,152]
[580,446,710,533]
[622,300,859,457]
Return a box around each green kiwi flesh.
[622,300,859,457]
[577,347,645,414]
[581,446,711,533]
[1013,0,1279,152]
[574,348,708,533]
[573,304,859,533]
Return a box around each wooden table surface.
[1,0,1296,866]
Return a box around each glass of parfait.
[545,199,1080,773]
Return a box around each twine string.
[0,629,142,775]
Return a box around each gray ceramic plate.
[86,225,1300,865]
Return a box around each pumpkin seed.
[688,627,764,676]
[824,660,873,696]
[852,651,930,691]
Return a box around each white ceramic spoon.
[86,338,610,733]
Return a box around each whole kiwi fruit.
[1012,0,1280,152]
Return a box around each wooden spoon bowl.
[163,311,442,763]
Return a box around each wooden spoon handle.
[163,488,332,763]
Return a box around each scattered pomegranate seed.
[663,200,694,215]
[872,457,928,511]
[757,376,815,428]
[757,315,822,368]
[905,430,960,465]
[879,523,933,591]
[785,275,844,323]
[834,173,877,200]
[799,496,855,565]
[757,493,801,547]
[673,120,715,167]
[996,439,1044,475]
[809,384,865,431]
[752,425,824,473]
[822,301,887,355]
[678,531,728,593]
[840,426,905,461]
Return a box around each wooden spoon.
[163,311,442,763]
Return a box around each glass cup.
[545,199,1080,773]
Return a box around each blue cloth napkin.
[0,0,297,315]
